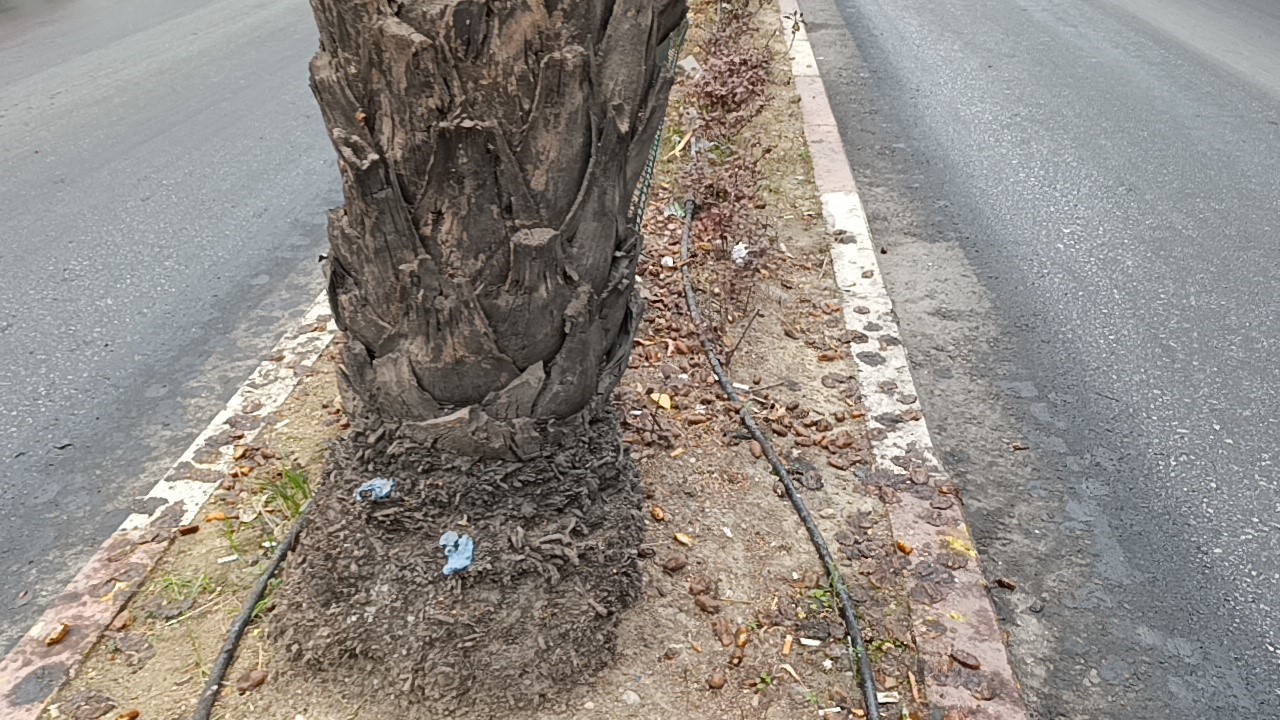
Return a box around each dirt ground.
[41,2,925,719]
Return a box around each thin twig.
[724,307,761,367]
[164,594,231,627]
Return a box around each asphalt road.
[0,0,335,651]
[801,0,1280,717]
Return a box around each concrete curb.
[0,293,335,720]
[778,4,1031,718]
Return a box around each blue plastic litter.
[439,531,475,576]
[353,477,395,503]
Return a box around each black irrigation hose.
[678,199,882,720]
[191,510,309,720]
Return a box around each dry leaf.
[674,532,695,547]
[649,392,673,410]
[44,622,70,646]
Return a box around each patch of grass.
[222,520,245,557]
[157,573,212,602]
[264,465,312,519]
[869,638,899,663]
[755,671,775,692]
[807,586,835,612]
[252,577,284,623]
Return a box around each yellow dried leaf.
[649,392,673,410]
[674,532,695,547]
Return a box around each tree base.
[274,406,643,716]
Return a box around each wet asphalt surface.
[800,0,1280,716]
[0,0,335,651]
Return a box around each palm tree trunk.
[275,0,686,713]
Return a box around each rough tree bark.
[274,0,686,714]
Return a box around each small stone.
[950,649,982,670]
[1030,598,1045,613]
[621,690,641,705]
[583,701,596,710]
[663,555,688,574]
[107,610,134,632]
[970,681,997,701]
[60,689,116,720]
[708,671,727,690]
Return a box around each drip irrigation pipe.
[678,199,882,720]
[191,511,309,720]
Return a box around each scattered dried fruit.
[687,575,713,596]
[896,540,914,555]
[749,441,763,458]
[235,669,268,694]
[695,595,721,614]
[204,511,227,523]
[708,670,727,690]
[115,711,141,720]
[650,506,667,522]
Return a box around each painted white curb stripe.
[120,291,336,531]
[780,1,1031,717]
